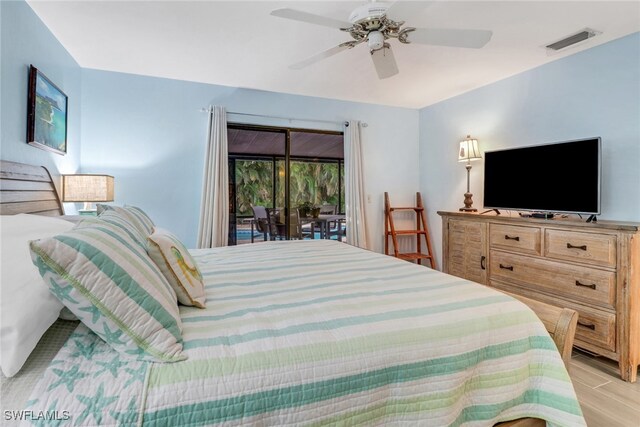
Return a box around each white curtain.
[197,106,229,248]
[344,120,369,249]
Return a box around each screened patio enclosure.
[228,124,345,245]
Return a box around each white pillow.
[0,214,74,377]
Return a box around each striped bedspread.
[24,240,584,426]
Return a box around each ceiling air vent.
[546,28,601,51]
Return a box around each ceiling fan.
[271,1,493,79]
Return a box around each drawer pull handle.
[505,235,520,241]
[575,280,597,290]
[577,321,596,330]
[480,255,486,270]
[567,243,587,251]
[499,264,514,271]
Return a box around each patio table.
[302,214,345,239]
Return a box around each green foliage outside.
[234,159,344,217]
[234,160,273,216]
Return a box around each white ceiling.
[26,1,640,109]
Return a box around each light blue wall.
[419,32,640,267]
[0,0,82,196]
[6,0,636,261]
[80,70,420,250]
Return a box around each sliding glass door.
[228,124,344,245]
[288,161,343,211]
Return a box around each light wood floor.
[570,349,640,426]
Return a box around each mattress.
[21,240,585,426]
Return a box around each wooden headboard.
[0,160,64,216]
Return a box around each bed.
[0,160,585,426]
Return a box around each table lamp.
[458,135,482,212]
[62,174,114,215]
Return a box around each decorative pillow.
[96,203,110,215]
[29,218,186,363]
[124,205,155,234]
[147,228,206,308]
[97,204,154,236]
[0,214,75,377]
[96,209,148,248]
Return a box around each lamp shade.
[62,174,114,202]
[458,135,482,162]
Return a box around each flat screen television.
[483,138,601,215]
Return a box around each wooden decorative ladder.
[384,192,436,269]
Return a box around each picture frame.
[27,65,68,155]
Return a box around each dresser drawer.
[574,306,616,352]
[490,280,616,352]
[490,251,616,309]
[490,224,541,255]
[545,229,617,268]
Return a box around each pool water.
[235,228,342,242]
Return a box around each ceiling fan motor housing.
[349,3,389,25]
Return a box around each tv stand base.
[531,212,555,219]
[587,214,598,223]
[480,209,500,215]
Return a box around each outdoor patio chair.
[265,208,284,240]
[251,205,269,242]
[290,208,313,240]
[320,205,337,215]
[266,208,312,240]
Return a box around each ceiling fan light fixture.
[368,31,385,51]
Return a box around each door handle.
[480,255,486,270]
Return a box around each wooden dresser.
[438,211,640,382]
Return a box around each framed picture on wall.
[27,65,68,155]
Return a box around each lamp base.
[78,202,97,216]
[459,192,477,212]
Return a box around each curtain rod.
[199,108,367,127]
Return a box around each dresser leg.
[620,360,638,383]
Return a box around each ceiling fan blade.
[371,45,399,79]
[385,1,433,22]
[271,8,352,29]
[290,41,360,70]
[407,28,493,48]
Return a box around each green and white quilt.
[23,240,585,426]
